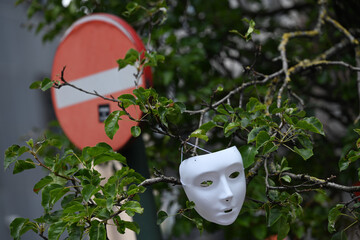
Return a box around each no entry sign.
[51,13,151,150]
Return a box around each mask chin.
[179,146,246,225]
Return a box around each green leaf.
[281,175,292,183]
[48,221,67,240]
[262,141,278,155]
[82,184,97,202]
[298,134,313,149]
[13,159,36,174]
[89,220,106,240]
[104,111,124,139]
[41,77,53,91]
[267,207,282,227]
[347,150,360,163]
[96,208,111,219]
[357,138,360,148]
[10,218,32,240]
[121,201,144,216]
[295,117,325,135]
[157,211,168,225]
[246,97,265,112]
[123,2,140,17]
[114,217,126,234]
[29,81,42,89]
[118,94,137,108]
[256,131,270,150]
[124,221,140,234]
[331,231,348,240]
[68,223,83,240]
[4,145,29,170]
[339,157,350,172]
[33,176,54,193]
[131,126,141,137]
[63,202,85,215]
[186,201,196,209]
[175,102,186,113]
[277,216,290,240]
[199,121,217,132]
[217,104,234,115]
[280,158,292,172]
[213,114,228,123]
[126,2,139,12]
[50,187,70,206]
[26,138,34,148]
[224,122,241,134]
[354,128,360,135]
[117,49,139,70]
[190,129,209,141]
[328,204,344,233]
[94,198,107,207]
[144,51,165,67]
[248,127,268,143]
[94,152,126,166]
[239,145,258,168]
[294,147,313,160]
[194,218,204,234]
[42,184,63,210]
[127,185,145,195]
[216,85,224,92]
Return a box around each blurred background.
[0,1,58,238]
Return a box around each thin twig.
[55,66,122,104]
[281,172,360,192]
[139,175,181,187]
[193,112,205,155]
[185,69,284,115]
[246,157,265,185]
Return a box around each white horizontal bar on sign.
[55,65,141,109]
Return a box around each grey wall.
[0,1,58,239]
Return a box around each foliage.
[5,137,147,239]
[6,0,360,239]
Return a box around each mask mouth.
[224,209,233,213]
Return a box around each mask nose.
[219,176,233,202]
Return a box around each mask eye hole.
[229,171,240,179]
[200,180,213,187]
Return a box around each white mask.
[179,146,246,225]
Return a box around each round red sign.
[51,13,151,150]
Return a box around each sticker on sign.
[51,13,152,151]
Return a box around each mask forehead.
[180,146,243,185]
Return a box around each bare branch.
[315,39,350,61]
[280,172,360,193]
[139,175,181,187]
[55,66,122,104]
[185,69,284,115]
[325,16,359,45]
[246,157,265,185]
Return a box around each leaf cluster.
[5,138,145,239]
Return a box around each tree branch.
[279,172,360,193]
[185,69,284,115]
[246,157,265,185]
[55,66,122,104]
[139,175,181,187]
